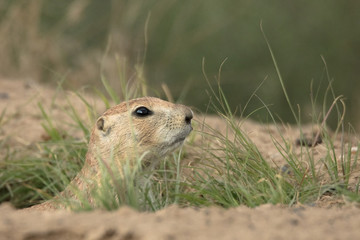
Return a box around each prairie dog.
[31,97,193,210]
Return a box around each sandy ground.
[1,203,360,240]
[1,78,360,240]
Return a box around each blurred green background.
[1,0,359,127]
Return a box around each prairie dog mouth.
[172,137,186,145]
[172,126,192,145]
[166,125,192,151]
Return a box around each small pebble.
[351,146,358,154]
[295,133,322,147]
[281,164,291,175]
[0,92,9,99]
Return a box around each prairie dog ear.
[96,117,111,135]
[96,117,105,131]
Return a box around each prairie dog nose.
[184,108,193,124]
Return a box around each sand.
[1,203,360,240]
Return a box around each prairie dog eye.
[134,106,152,117]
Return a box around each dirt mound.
[1,78,360,240]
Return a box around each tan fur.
[30,97,193,210]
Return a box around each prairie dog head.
[89,97,193,164]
